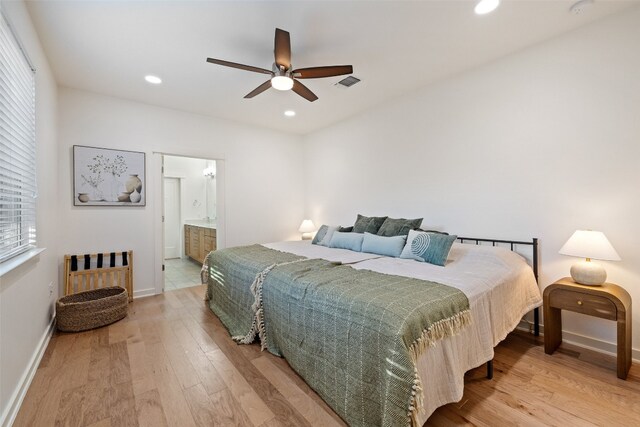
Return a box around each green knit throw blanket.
[205,245,303,338]
[206,246,470,427]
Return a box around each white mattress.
[264,240,542,423]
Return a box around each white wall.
[303,8,640,357]
[58,87,305,297]
[0,1,59,425]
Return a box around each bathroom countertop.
[184,220,217,229]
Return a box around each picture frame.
[73,145,146,206]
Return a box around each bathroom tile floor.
[164,257,202,291]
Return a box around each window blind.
[0,12,36,263]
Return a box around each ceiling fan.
[206,28,353,102]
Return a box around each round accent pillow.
[411,232,431,256]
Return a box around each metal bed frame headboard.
[456,236,540,336]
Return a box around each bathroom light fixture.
[559,230,620,286]
[284,110,296,117]
[271,75,294,91]
[475,0,500,15]
[144,75,162,84]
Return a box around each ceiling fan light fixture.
[271,75,294,91]
[284,110,296,117]
[474,0,500,15]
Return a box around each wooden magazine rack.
[63,250,133,302]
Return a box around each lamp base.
[570,260,606,286]
[301,232,313,240]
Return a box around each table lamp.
[559,230,620,286]
[298,219,316,240]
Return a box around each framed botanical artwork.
[73,145,146,206]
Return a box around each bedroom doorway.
[162,154,218,292]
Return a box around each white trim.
[0,248,45,277]
[133,287,157,299]
[560,329,640,363]
[516,321,639,363]
[0,318,55,427]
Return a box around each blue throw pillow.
[361,232,407,257]
[328,231,364,252]
[400,229,457,266]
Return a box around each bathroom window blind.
[0,12,37,263]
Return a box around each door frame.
[153,151,226,295]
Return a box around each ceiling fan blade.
[206,58,273,75]
[292,65,353,79]
[274,28,291,69]
[244,80,272,99]
[292,80,318,102]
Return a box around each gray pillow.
[311,225,328,245]
[338,226,353,232]
[312,224,340,246]
[361,232,407,257]
[400,229,457,266]
[377,217,423,237]
[352,214,388,234]
[328,231,364,252]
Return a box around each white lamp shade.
[559,230,620,261]
[298,219,316,233]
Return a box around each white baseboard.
[516,320,639,363]
[1,318,55,427]
[133,287,157,299]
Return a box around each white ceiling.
[26,0,638,135]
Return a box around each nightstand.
[544,277,632,379]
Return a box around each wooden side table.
[544,277,632,379]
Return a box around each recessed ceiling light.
[474,0,500,15]
[284,110,296,117]
[144,75,162,84]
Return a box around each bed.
[204,237,542,426]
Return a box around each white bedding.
[263,240,542,423]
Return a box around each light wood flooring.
[14,285,640,427]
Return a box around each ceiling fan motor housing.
[272,63,292,77]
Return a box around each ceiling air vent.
[336,76,361,88]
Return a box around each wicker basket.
[56,286,128,332]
